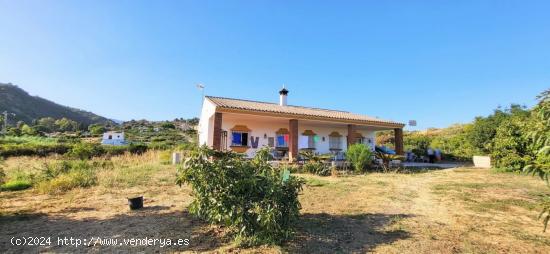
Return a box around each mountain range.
[0,83,114,126]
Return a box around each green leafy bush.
[67,143,104,159]
[375,151,405,172]
[302,161,331,176]
[299,151,332,176]
[0,158,5,185]
[176,146,304,245]
[346,144,373,173]
[523,89,550,231]
[1,179,32,191]
[0,143,71,157]
[128,143,148,155]
[0,165,34,191]
[492,117,530,171]
[102,145,128,157]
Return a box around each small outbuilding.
[101,131,126,145]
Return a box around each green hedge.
[0,143,72,157]
[0,142,148,158]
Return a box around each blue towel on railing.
[277,136,285,146]
[232,133,241,145]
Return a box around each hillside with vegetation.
[1,88,549,252]
[378,91,549,173]
[0,83,113,126]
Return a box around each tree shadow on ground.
[2,209,412,253]
[0,209,228,253]
[283,213,412,253]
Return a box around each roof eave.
[215,107,405,129]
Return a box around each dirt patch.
[1,155,549,253]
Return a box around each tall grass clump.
[36,160,112,194]
[176,146,304,246]
[0,158,5,185]
[0,167,34,191]
[98,151,161,188]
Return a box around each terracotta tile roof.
[206,96,404,127]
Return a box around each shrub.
[346,144,373,173]
[279,164,300,174]
[67,143,104,159]
[0,143,71,157]
[102,145,128,157]
[492,114,530,171]
[35,160,108,194]
[176,146,304,245]
[375,151,405,172]
[0,158,5,185]
[1,179,32,191]
[523,89,550,231]
[88,124,106,135]
[302,161,331,176]
[158,150,172,164]
[37,169,96,194]
[128,143,148,155]
[299,151,332,176]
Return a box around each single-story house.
[198,88,405,161]
[101,131,126,145]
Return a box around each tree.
[430,124,475,160]
[21,124,36,136]
[36,117,57,133]
[88,123,106,135]
[160,122,176,129]
[187,117,199,126]
[55,118,79,132]
[16,121,25,129]
[404,132,433,156]
[492,117,529,171]
[467,104,529,155]
[523,89,550,231]
[6,127,21,136]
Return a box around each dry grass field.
[1,153,549,253]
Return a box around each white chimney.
[279,86,288,106]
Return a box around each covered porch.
[211,111,404,162]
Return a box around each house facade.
[198,88,404,161]
[101,131,126,145]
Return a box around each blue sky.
[0,1,549,130]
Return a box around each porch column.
[213,112,222,151]
[394,128,404,155]
[347,124,356,148]
[289,119,298,162]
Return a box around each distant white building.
[101,131,126,145]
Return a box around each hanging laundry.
[232,133,241,145]
[277,136,285,146]
[299,135,309,149]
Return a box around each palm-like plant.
[375,150,405,172]
[346,144,373,173]
[299,150,332,163]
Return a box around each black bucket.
[128,196,143,210]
